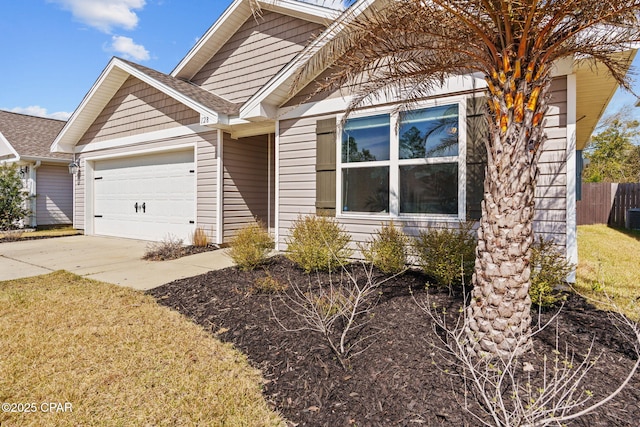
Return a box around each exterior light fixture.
[68,161,79,175]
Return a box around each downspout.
[30,161,41,228]
[268,133,272,234]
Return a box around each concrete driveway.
[0,235,235,290]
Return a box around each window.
[341,115,390,213]
[339,102,464,217]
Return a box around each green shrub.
[413,222,477,289]
[529,237,574,307]
[359,221,409,274]
[228,222,274,271]
[285,215,352,272]
[0,164,29,231]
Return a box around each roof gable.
[241,0,379,120]
[52,58,240,153]
[187,9,326,105]
[0,110,68,161]
[171,0,341,81]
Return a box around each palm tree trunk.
[466,74,550,358]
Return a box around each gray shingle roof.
[118,58,242,116]
[0,110,69,161]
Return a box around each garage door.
[93,150,195,242]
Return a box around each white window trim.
[336,95,468,221]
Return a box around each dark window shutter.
[316,118,337,216]
[466,97,488,220]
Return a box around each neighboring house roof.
[171,0,342,81]
[52,57,241,153]
[0,110,68,162]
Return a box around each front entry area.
[92,150,195,242]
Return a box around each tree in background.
[583,113,640,183]
[0,164,29,231]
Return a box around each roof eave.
[575,49,638,150]
[0,131,21,160]
[21,156,71,164]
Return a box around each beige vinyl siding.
[197,132,218,241]
[284,66,343,107]
[278,116,318,247]
[222,132,272,241]
[534,77,568,246]
[74,130,218,236]
[77,76,199,146]
[277,77,569,254]
[190,11,324,104]
[35,164,73,225]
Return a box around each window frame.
[336,95,467,220]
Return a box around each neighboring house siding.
[36,164,73,225]
[222,132,271,241]
[190,11,324,104]
[77,76,199,145]
[277,77,569,252]
[74,130,218,237]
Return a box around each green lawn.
[575,225,640,321]
[0,272,284,427]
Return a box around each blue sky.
[0,0,638,127]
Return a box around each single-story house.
[0,110,72,227]
[51,0,636,267]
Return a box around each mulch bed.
[148,256,640,427]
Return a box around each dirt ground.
[148,256,640,427]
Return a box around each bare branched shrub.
[285,215,352,272]
[228,222,274,271]
[143,235,185,261]
[191,227,210,247]
[358,220,409,274]
[272,263,386,369]
[413,221,476,291]
[529,237,575,308]
[415,290,640,427]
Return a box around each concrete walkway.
[0,235,235,290]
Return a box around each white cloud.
[49,0,145,33]
[7,106,72,121]
[107,35,150,61]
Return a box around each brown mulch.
[148,256,640,427]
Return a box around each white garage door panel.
[93,150,195,242]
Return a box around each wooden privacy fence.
[577,182,640,227]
